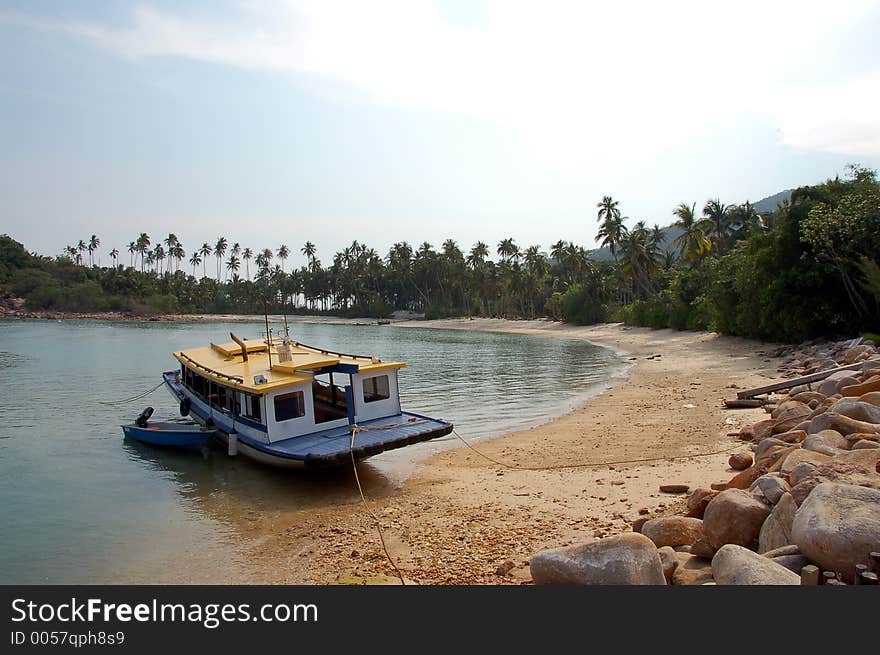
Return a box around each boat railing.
[291,340,376,362]
[178,352,244,383]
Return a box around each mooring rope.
[449,428,745,471]
[349,425,407,585]
[98,380,166,405]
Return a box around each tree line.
[2,164,878,342]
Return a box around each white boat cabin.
[173,336,404,444]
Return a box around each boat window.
[274,391,306,422]
[313,373,350,424]
[241,392,262,423]
[363,375,390,403]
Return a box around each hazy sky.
[2,0,879,269]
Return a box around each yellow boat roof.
[174,338,405,395]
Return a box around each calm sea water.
[0,319,623,583]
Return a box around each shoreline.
[214,319,782,584]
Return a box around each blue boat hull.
[122,422,214,451]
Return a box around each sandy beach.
[210,319,784,584]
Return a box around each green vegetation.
[2,165,877,342]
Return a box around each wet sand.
[220,319,783,584]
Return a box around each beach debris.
[659,484,689,494]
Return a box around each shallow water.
[0,318,623,583]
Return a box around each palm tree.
[214,237,228,281]
[702,199,729,250]
[109,248,119,268]
[242,247,253,281]
[76,240,87,265]
[135,233,151,271]
[226,254,241,277]
[497,238,518,263]
[153,244,166,275]
[198,243,212,278]
[467,241,489,268]
[301,241,316,267]
[595,196,627,262]
[189,252,202,277]
[672,203,711,264]
[277,244,290,273]
[596,196,620,223]
[128,242,137,268]
[87,235,100,267]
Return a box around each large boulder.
[791,482,880,582]
[827,399,880,424]
[703,489,771,551]
[530,533,666,585]
[780,448,830,475]
[641,517,704,548]
[711,544,800,585]
[772,403,813,433]
[789,449,880,505]
[758,492,797,553]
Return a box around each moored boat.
[122,408,215,450]
[161,327,453,468]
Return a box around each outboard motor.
[135,406,154,428]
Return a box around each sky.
[1,0,879,269]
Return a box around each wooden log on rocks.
[736,362,866,399]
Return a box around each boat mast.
[263,299,272,369]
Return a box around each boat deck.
[269,412,453,467]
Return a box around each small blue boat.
[122,407,215,451]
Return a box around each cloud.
[10,0,880,158]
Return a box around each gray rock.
[852,439,880,450]
[703,489,772,551]
[758,492,797,553]
[750,475,791,505]
[827,399,880,424]
[801,435,846,457]
[530,533,666,585]
[657,546,678,583]
[711,544,800,585]
[641,517,704,548]
[811,429,849,450]
[789,462,819,487]
[780,448,830,475]
[791,482,880,582]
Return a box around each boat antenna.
[263,299,272,369]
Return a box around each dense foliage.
[2,165,877,342]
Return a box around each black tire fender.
[179,397,191,417]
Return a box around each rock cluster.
[530,338,880,586]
